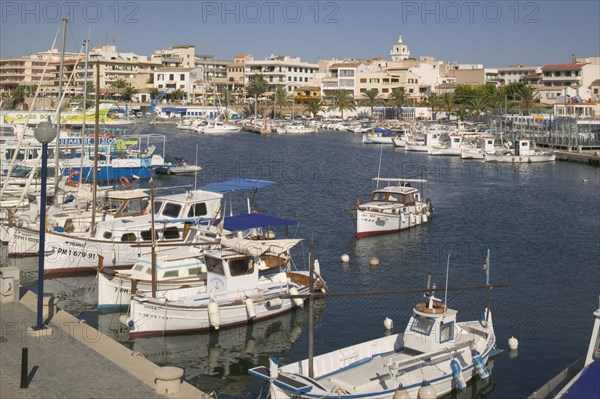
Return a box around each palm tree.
[149,87,161,100]
[514,85,537,115]
[170,88,185,103]
[360,88,382,118]
[388,87,408,120]
[422,92,442,120]
[274,86,290,118]
[246,74,268,119]
[466,95,489,120]
[440,92,455,120]
[122,86,137,102]
[329,89,356,119]
[305,100,322,118]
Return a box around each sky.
[1,0,599,67]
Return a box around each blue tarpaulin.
[202,213,297,231]
[201,178,273,194]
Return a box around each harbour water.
[3,126,599,398]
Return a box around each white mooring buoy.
[369,257,380,267]
[340,253,350,263]
[417,380,437,399]
[384,317,393,330]
[508,336,519,350]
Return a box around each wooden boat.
[356,178,432,238]
[250,285,497,399]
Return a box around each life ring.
[119,176,131,190]
[67,171,81,187]
[416,301,447,314]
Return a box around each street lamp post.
[33,121,57,330]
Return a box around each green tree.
[466,94,489,119]
[149,87,161,100]
[112,78,128,99]
[246,74,268,118]
[146,75,154,84]
[8,85,27,109]
[422,92,442,120]
[440,92,455,119]
[274,86,290,118]
[305,100,322,118]
[388,87,409,120]
[329,89,356,119]
[360,88,382,118]
[122,86,137,101]
[170,88,185,102]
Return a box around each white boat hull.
[357,206,429,238]
[97,272,206,310]
[9,227,143,273]
[428,148,462,156]
[127,278,312,337]
[405,143,431,152]
[362,135,395,145]
[484,153,556,163]
[254,318,495,399]
[461,149,486,160]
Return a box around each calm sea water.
[4,125,599,398]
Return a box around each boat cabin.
[480,137,495,152]
[403,291,459,354]
[128,255,205,281]
[370,186,421,205]
[205,249,258,295]
[101,189,148,218]
[152,190,222,221]
[424,133,441,146]
[514,139,533,156]
[448,135,463,149]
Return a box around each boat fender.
[208,301,221,330]
[422,213,428,223]
[450,359,466,391]
[245,298,256,320]
[393,385,410,399]
[289,287,303,308]
[417,380,437,399]
[471,349,490,381]
[266,297,283,309]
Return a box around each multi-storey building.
[497,65,542,85]
[154,67,204,102]
[151,45,196,68]
[244,55,319,94]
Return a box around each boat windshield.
[410,315,434,335]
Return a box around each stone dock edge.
[1,290,213,399]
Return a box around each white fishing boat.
[362,128,396,145]
[484,140,555,163]
[356,178,432,239]
[97,232,210,311]
[405,133,440,152]
[250,284,497,399]
[278,122,317,134]
[9,188,222,273]
[155,157,201,175]
[123,237,328,337]
[428,135,468,156]
[203,120,241,134]
[461,137,497,160]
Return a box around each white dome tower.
[391,35,410,61]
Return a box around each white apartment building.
[154,67,204,101]
[497,65,542,85]
[151,45,196,68]
[244,55,319,94]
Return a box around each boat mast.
[77,34,90,210]
[54,18,68,195]
[308,235,315,378]
[90,61,100,236]
[150,176,157,298]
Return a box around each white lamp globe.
[34,121,57,144]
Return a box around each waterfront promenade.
[0,290,212,399]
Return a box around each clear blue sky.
[1,1,599,67]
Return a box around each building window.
[382,88,389,93]
[169,74,174,80]
[360,78,367,83]
[180,74,185,80]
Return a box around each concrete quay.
[0,290,212,399]
[554,149,600,166]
